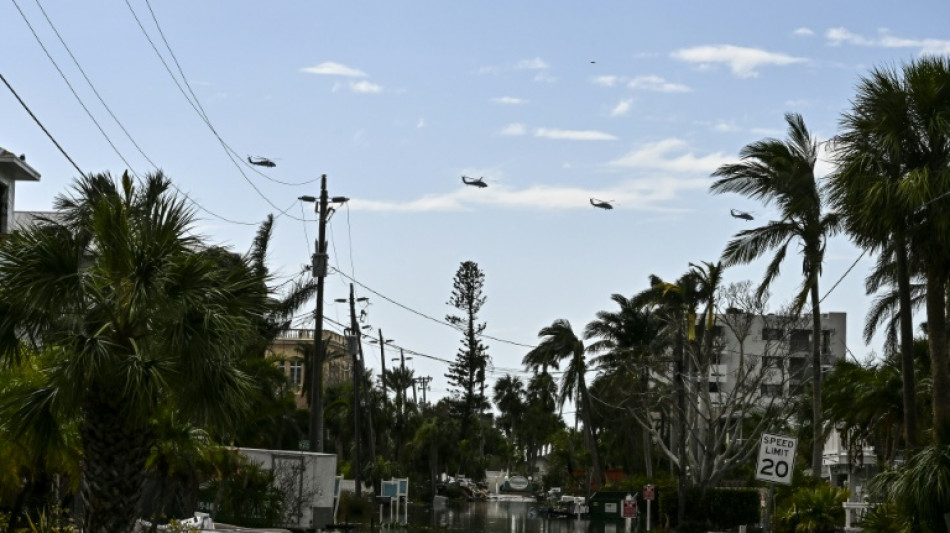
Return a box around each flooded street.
[347,501,635,533]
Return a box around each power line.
[0,71,84,176]
[819,250,867,304]
[22,0,257,226]
[331,267,539,349]
[11,0,137,173]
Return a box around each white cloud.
[793,27,814,37]
[534,71,557,83]
[671,44,806,78]
[628,75,691,93]
[416,117,426,129]
[516,57,550,70]
[535,128,617,141]
[349,179,701,212]
[827,27,950,55]
[478,57,552,77]
[592,75,619,87]
[500,123,527,136]
[712,120,739,132]
[492,96,527,105]
[610,99,633,117]
[299,62,367,77]
[350,80,382,93]
[608,138,732,173]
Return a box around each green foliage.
[860,502,909,533]
[776,485,847,533]
[24,505,79,532]
[659,487,759,530]
[871,444,950,533]
[200,461,282,527]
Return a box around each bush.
[776,485,847,533]
[660,487,759,531]
[200,462,282,527]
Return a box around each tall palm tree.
[832,57,950,447]
[710,113,841,475]
[830,65,923,449]
[0,172,266,533]
[524,319,604,487]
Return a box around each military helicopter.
[461,176,488,188]
[730,209,754,221]
[247,156,277,168]
[590,198,614,210]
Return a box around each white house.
[0,146,41,235]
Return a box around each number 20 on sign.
[755,433,797,485]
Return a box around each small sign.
[643,484,655,501]
[605,502,617,514]
[755,433,797,485]
[622,498,638,518]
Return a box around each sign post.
[643,484,655,532]
[622,493,638,533]
[755,434,797,533]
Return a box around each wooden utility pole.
[378,329,388,402]
[347,283,363,497]
[303,176,329,453]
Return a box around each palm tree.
[524,319,604,487]
[830,65,923,449]
[832,57,950,447]
[630,270,704,527]
[0,172,266,533]
[584,294,664,477]
[710,113,841,475]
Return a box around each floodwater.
[349,501,637,533]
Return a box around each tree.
[710,113,841,475]
[584,294,664,477]
[524,319,604,487]
[0,172,266,533]
[444,261,490,455]
[831,57,950,447]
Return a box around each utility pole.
[378,329,388,402]
[417,376,431,406]
[302,176,329,453]
[300,176,348,453]
[348,283,363,497]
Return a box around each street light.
[299,179,349,453]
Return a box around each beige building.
[268,328,352,408]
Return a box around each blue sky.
[5,1,950,402]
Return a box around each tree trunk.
[675,332,687,527]
[79,396,153,533]
[925,268,950,446]
[894,233,918,448]
[810,282,823,477]
[579,378,605,487]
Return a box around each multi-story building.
[706,310,847,403]
[0,147,41,235]
[267,328,351,408]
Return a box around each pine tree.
[445,261,491,431]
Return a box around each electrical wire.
[122,0,308,221]
[15,0,261,226]
[819,250,867,304]
[141,0,318,188]
[331,267,538,349]
[0,71,84,176]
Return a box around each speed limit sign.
[755,433,797,485]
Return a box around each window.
[762,356,782,368]
[0,182,8,234]
[762,328,784,341]
[708,382,721,393]
[760,384,782,397]
[790,330,811,352]
[788,357,806,378]
[289,361,303,388]
[822,330,832,354]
